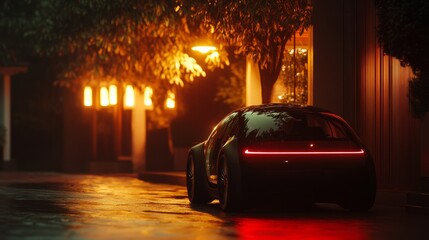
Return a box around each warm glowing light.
[191,46,217,54]
[84,86,93,107]
[100,86,109,106]
[124,85,135,107]
[144,87,153,108]
[244,149,365,155]
[109,85,117,105]
[205,50,221,65]
[166,91,175,109]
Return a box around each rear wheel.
[187,154,213,204]
[218,156,243,212]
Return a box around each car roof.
[238,103,333,115]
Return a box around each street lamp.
[191,45,217,54]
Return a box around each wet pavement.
[0,172,428,240]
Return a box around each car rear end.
[240,142,372,202]
[236,106,375,204]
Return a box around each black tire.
[341,163,377,212]
[218,154,243,212]
[186,153,213,204]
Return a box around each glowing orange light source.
[124,85,135,108]
[244,149,365,155]
[166,91,175,109]
[144,86,153,108]
[84,86,93,107]
[100,86,109,106]
[109,85,117,105]
[191,46,217,54]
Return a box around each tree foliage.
[0,0,37,64]
[184,0,312,103]
[1,0,229,92]
[376,0,429,117]
[215,50,246,108]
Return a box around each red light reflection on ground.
[234,218,368,240]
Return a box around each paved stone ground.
[0,172,429,240]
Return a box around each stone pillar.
[132,88,146,173]
[246,58,262,106]
[0,66,27,170]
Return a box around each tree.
[0,1,36,65]
[184,0,312,103]
[1,1,229,94]
[1,0,233,129]
[215,48,246,109]
[376,0,429,117]
[30,1,205,88]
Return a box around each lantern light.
[109,85,118,105]
[100,86,109,106]
[124,85,135,108]
[84,86,93,107]
[144,87,153,108]
[166,91,175,109]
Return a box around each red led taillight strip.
[244,149,365,155]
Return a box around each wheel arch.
[217,137,245,211]
[188,142,208,182]
[187,141,214,203]
[217,137,242,180]
[189,142,205,162]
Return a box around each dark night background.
[11,57,63,171]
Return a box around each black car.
[186,104,376,212]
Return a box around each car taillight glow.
[244,149,365,155]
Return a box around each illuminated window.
[84,86,93,107]
[100,86,109,106]
[124,85,135,108]
[109,85,118,105]
[144,86,153,108]
[272,29,311,105]
[166,91,175,109]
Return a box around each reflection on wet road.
[0,172,428,239]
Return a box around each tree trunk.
[260,70,275,104]
[258,43,286,104]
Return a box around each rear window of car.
[240,108,350,143]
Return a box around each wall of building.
[313,0,421,190]
[63,90,92,172]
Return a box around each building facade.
[312,0,423,190]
